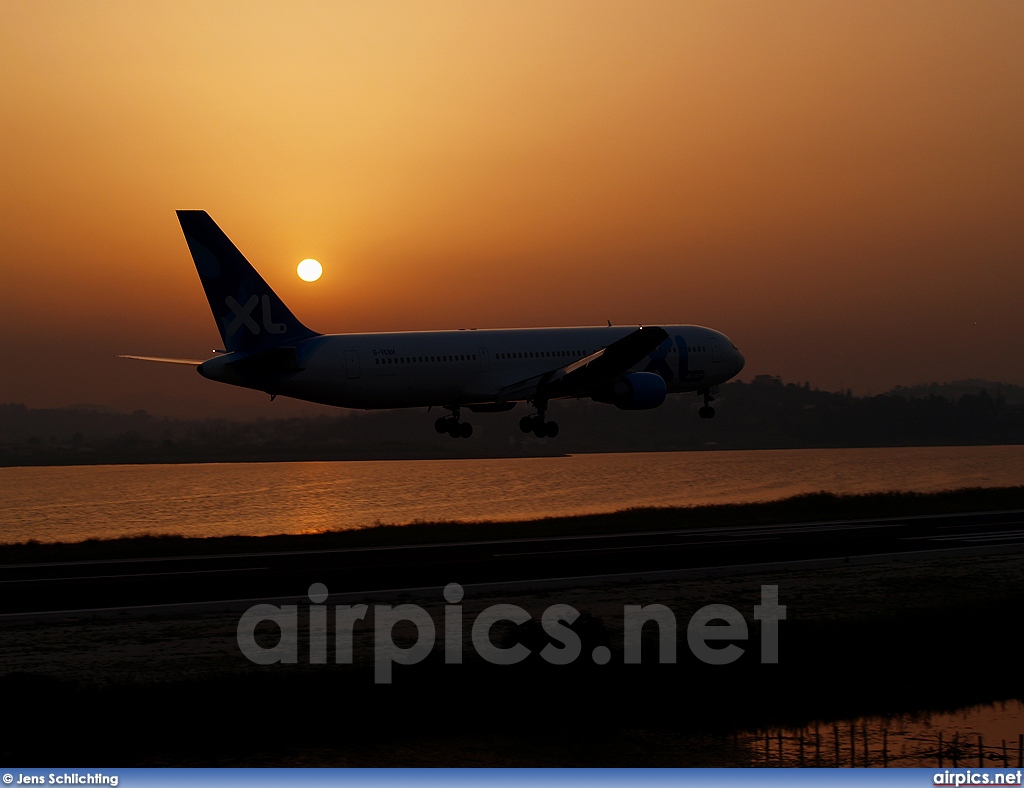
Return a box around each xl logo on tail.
[225,294,287,336]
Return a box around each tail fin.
[176,210,318,354]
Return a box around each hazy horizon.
[3,1,1023,419]
[3,373,1021,422]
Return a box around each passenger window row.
[496,350,584,360]
[374,347,698,365]
[375,354,478,365]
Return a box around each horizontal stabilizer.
[118,355,204,366]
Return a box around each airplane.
[122,211,745,438]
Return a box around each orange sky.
[2,1,1023,417]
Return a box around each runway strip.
[2,509,1022,616]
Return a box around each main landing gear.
[519,401,559,438]
[434,406,473,439]
[698,389,716,420]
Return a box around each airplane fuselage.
[199,324,744,410]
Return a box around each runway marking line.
[2,509,1021,572]
[493,535,780,558]
[0,566,268,584]
[4,541,1023,621]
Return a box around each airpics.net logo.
[236,583,786,684]
[934,771,1023,785]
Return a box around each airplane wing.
[496,325,670,402]
[118,355,204,366]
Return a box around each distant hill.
[2,377,1023,465]
[0,403,165,443]
[887,380,1024,407]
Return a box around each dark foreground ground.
[2,487,1023,765]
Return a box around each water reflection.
[749,700,1024,767]
[1,445,1023,544]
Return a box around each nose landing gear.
[698,389,716,419]
[434,406,473,438]
[520,401,559,438]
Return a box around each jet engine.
[591,371,667,410]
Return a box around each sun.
[297,258,323,282]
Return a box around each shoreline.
[3,439,1023,468]
[2,485,1022,564]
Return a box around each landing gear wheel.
[705,406,715,419]
[698,406,716,419]
[525,401,554,438]
[435,406,473,439]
